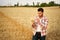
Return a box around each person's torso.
[34,16,45,32]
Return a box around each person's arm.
[40,18,48,30]
[32,22,37,29]
[31,17,37,29]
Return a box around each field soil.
[0,7,60,40]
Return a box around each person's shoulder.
[43,16,48,19]
[43,16,48,21]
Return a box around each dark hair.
[38,8,44,12]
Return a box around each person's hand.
[32,22,37,29]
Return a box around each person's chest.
[35,17,45,25]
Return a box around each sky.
[0,0,60,6]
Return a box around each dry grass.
[0,7,60,40]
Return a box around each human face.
[38,11,43,18]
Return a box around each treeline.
[14,1,60,7]
[0,1,60,7]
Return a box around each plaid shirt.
[32,16,48,36]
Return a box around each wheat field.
[0,7,60,40]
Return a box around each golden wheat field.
[0,7,60,40]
